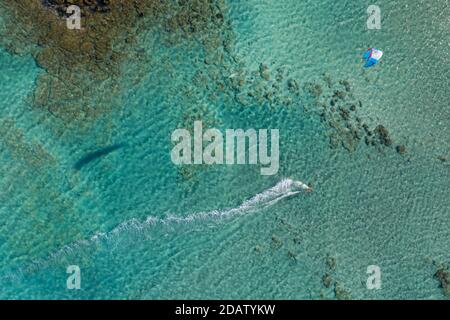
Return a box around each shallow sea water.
[0,0,448,299]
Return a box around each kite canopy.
[363,48,383,68]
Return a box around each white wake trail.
[3,178,310,281]
[93,178,311,240]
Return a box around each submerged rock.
[396,145,407,155]
[259,63,270,81]
[434,264,450,296]
[271,235,282,248]
[329,133,339,149]
[287,250,298,262]
[333,90,346,100]
[42,0,111,16]
[322,273,333,288]
[339,80,351,92]
[339,107,350,120]
[341,132,357,152]
[307,82,323,97]
[334,283,351,300]
[326,255,337,270]
[287,79,299,93]
[374,125,392,146]
[2,0,232,124]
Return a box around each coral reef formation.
[0,118,55,167]
[1,0,401,161]
[308,76,398,154]
[0,0,229,124]
[42,0,112,16]
[1,1,147,121]
[186,30,403,156]
[320,254,352,300]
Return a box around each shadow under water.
[74,143,125,170]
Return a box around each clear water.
[0,0,449,299]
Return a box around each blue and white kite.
[363,48,383,68]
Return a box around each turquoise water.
[0,0,449,299]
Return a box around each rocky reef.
[319,254,352,300]
[42,0,112,16]
[0,0,230,124]
[306,75,402,154]
[437,154,450,168]
[0,118,56,168]
[434,263,450,296]
[1,0,406,190]
[1,0,402,152]
[186,30,404,157]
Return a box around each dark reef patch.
[187,34,403,157]
[1,1,161,123]
[0,0,230,125]
[41,0,112,16]
[319,254,352,300]
[0,118,56,168]
[434,263,450,297]
[301,74,403,155]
